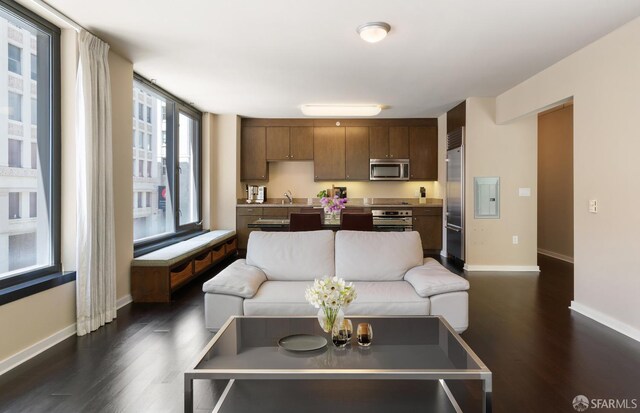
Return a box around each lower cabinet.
[412,208,443,253]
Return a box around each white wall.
[497,17,640,338]
[464,98,538,270]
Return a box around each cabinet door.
[413,214,443,251]
[345,127,370,180]
[241,127,268,180]
[236,214,261,250]
[389,126,409,159]
[266,127,290,160]
[314,127,346,180]
[289,127,314,160]
[369,126,389,159]
[409,126,438,180]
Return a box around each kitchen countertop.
[237,198,442,208]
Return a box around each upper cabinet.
[240,119,438,182]
[345,127,370,180]
[314,127,346,181]
[266,126,313,161]
[409,126,438,181]
[241,126,268,181]
[369,126,409,159]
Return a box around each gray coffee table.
[185,316,492,413]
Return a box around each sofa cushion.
[246,230,335,281]
[404,258,470,297]
[202,259,266,298]
[243,280,429,316]
[335,231,423,281]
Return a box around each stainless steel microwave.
[370,159,410,180]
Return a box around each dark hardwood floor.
[1,254,639,413]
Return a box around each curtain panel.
[75,31,116,336]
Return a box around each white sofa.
[203,230,470,333]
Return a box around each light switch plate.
[518,188,531,197]
[589,199,598,213]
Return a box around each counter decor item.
[305,276,357,333]
[319,195,348,219]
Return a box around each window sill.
[0,271,76,306]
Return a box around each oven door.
[370,160,409,181]
[373,218,413,231]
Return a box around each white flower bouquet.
[305,276,357,333]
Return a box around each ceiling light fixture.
[357,22,391,43]
[301,104,382,117]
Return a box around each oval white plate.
[278,334,327,352]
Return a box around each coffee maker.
[245,185,267,204]
[256,186,267,203]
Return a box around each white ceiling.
[44,0,640,117]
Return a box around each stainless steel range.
[372,209,413,231]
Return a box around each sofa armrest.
[404,259,469,298]
[202,259,266,298]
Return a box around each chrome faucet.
[284,189,293,204]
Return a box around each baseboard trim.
[538,248,574,263]
[0,293,133,376]
[116,294,132,310]
[0,323,76,376]
[570,301,640,343]
[440,250,447,258]
[463,264,540,272]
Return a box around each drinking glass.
[331,321,350,348]
[343,319,353,340]
[357,323,373,347]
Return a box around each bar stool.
[289,213,323,232]
[340,212,374,231]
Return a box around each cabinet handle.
[291,155,294,158]
[390,154,393,157]
[346,175,349,178]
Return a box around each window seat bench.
[131,230,237,302]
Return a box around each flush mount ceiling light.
[301,104,383,117]
[357,22,391,43]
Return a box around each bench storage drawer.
[194,250,213,273]
[225,238,238,255]
[170,261,193,289]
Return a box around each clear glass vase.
[317,307,344,333]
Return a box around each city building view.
[0,16,50,277]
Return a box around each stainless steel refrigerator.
[446,127,465,262]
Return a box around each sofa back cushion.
[246,230,335,280]
[335,231,423,281]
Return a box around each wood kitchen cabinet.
[266,126,313,161]
[369,126,409,159]
[241,127,268,181]
[412,207,443,253]
[345,127,370,180]
[314,127,345,180]
[409,126,438,181]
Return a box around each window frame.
[132,74,202,253]
[0,0,65,301]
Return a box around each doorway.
[537,103,574,263]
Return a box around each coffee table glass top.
[190,316,489,379]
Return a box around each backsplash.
[239,161,441,199]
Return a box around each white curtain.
[75,31,116,336]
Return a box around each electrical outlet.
[589,200,598,213]
[512,235,519,245]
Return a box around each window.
[8,139,22,167]
[9,193,20,219]
[137,192,143,208]
[8,91,22,121]
[0,1,61,286]
[31,142,37,169]
[138,160,144,177]
[31,98,37,124]
[29,192,37,218]
[132,77,201,245]
[30,53,36,80]
[138,102,144,120]
[138,131,144,148]
[8,43,21,74]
